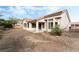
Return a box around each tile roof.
[36,10,64,20]
[23,18,37,23]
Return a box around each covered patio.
[23,17,59,33]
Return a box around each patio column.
[45,19,48,32]
[41,23,44,31]
[45,22,46,31]
[29,23,32,30]
[36,21,39,32]
[47,19,48,31]
[53,18,55,28]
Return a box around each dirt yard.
[0,29,79,52]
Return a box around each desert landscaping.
[0,7,79,52]
[0,28,79,52]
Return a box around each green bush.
[0,17,17,28]
[4,23,13,28]
[3,20,13,28]
[51,25,63,36]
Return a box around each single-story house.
[20,9,71,33]
[71,22,79,30]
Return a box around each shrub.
[51,25,63,36]
[3,20,13,28]
[1,17,17,29]
[4,23,13,28]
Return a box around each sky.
[0,6,79,22]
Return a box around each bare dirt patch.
[0,29,79,52]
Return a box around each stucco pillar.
[53,18,55,28]
[41,23,44,31]
[36,21,39,32]
[45,20,47,31]
[45,22,46,31]
[29,23,32,30]
[47,20,48,31]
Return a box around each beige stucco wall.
[23,20,36,32]
[22,10,71,33]
[36,11,71,32]
[58,11,71,31]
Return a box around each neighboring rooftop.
[71,22,79,24]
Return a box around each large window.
[32,23,36,28]
[55,22,58,26]
[27,23,29,28]
[75,24,79,27]
[42,23,44,28]
[48,19,53,21]
[24,23,30,28]
[48,22,53,29]
[51,22,53,28]
[24,23,27,27]
[55,17,61,19]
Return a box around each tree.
[3,17,18,28]
[8,17,18,24]
[0,15,18,28]
[3,20,12,28]
[0,14,5,26]
[0,19,5,26]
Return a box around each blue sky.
[0,6,79,22]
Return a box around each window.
[27,23,29,28]
[48,22,53,29]
[45,20,47,22]
[32,23,36,28]
[55,17,61,19]
[48,22,51,29]
[24,23,27,27]
[71,24,74,27]
[51,22,53,28]
[75,24,79,27]
[49,19,53,21]
[55,22,58,26]
[42,23,44,28]
[71,24,74,26]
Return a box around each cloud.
[0,6,59,19]
[48,6,59,10]
[0,8,7,14]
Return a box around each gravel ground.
[0,29,79,52]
